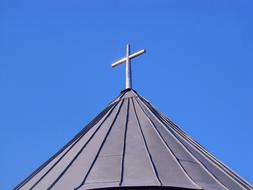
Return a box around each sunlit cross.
[112,44,145,89]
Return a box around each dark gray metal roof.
[15,89,253,190]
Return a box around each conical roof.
[15,89,253,190]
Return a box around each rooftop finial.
[112,44,145,89]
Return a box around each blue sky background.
[1,0,253,189]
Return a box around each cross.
[112,44,145,89]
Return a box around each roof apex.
[120,88,138,99]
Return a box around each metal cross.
[112,44,145,89]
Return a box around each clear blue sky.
[1,0,253,189]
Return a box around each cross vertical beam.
[126,44,132,89]
[112,44,145,89]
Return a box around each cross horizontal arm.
[111,49,145,68]
[129,49,145,61]
[111,57,126,68]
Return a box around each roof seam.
[135,98,201,190]
[74,100,125,190]
[119,98,130,186]
[132,98,162,186]
[29,134,83,190]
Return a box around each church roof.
[15,89,253,190]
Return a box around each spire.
[112,44,145,89]
[14,89,253,190]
